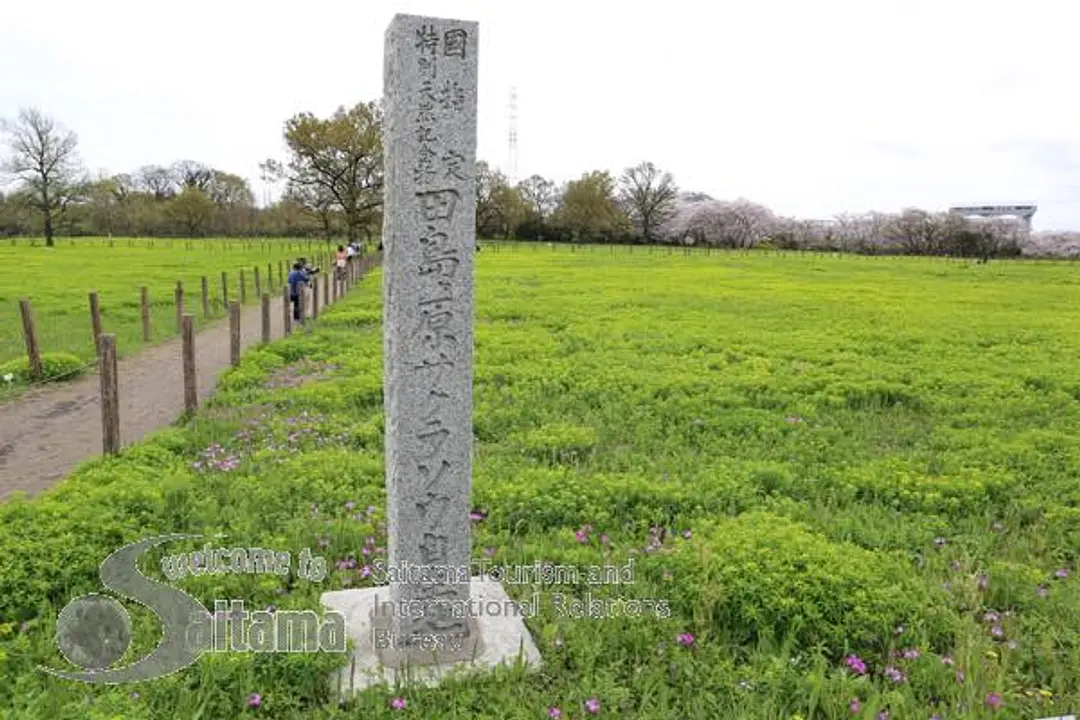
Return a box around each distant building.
[949,204,1036,232]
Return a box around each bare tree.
[0,108,86,246]
[136,165,177,200]
[172,160,214,193]
[618,161,679,244]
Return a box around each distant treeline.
[3,105,1077,258]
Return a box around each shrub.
[0,352,85,384]
[666,511,959,656]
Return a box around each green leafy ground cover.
[0,238,337,388]
[1,248,1079,719]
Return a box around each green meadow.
[0,238,337,386]
[2,246,1079,719]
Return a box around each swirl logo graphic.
[39,534,211,684]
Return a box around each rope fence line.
[480,238,1080,264]
[2,252,382,409]
[2,255,303,376]
[95,252,380,455]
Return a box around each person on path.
[287,261,309,323]
[335,246,348,281]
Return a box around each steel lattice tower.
[507,86,519,185]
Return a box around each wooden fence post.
[312,276,320,319]
[89,291,103,356]
[283,286,292,335]
[18,299,43,380]
[140,286,151,341]
[254,267,262,298]
[221,271,229,312]
[201,276,210,317]
[239,269,247,305]
[267,263,273,292]
[261,293,271,344]
[279,261,285,289]
[182,314,197,414]
[230,301,241,366]
[99,333,120,455]
[175,281,184,334]
[324,271,330,306]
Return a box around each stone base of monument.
[321,577,542,694]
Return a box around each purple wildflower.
[849,698,861,714]
[991,625,1005,639]
[469,510,487,522]
[883,665,905,683]
[985,692,1003,709]
[845,655,868,675]
[676,632,694,647]
[247,693,261,709]
[548,708,562,719]
[584,698,600,714]
[390,696,406,710]
[1055,568,1069,579]
[978,574,989,590]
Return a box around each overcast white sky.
[2,0,1079,229]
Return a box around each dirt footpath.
[0,295,292,500]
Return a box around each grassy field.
[0,237,342,386]
[2,247,1080,719]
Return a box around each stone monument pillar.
[320,13,540,693]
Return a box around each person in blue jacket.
[287,261,309,323]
